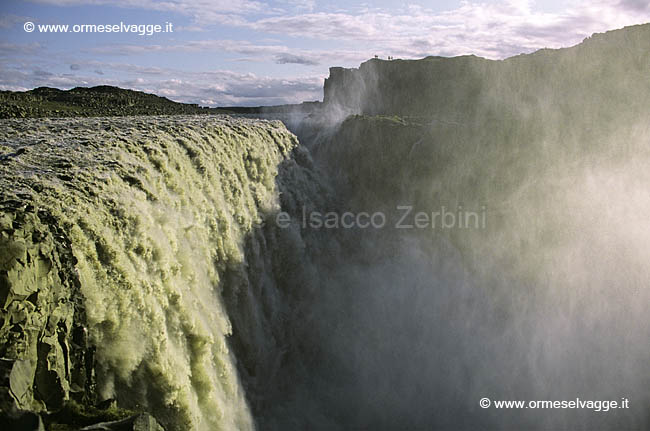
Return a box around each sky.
[0,0,649,106]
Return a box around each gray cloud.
[33,69,54,77]
[274,53,319,65]
[618,0,650,11]
[87,39,363,67]
[88,39,288,57]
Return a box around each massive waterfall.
[0,115,326,430]
[2,24,650,431]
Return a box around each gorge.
[1,23,650,430]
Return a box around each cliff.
[322,23,650,118]
[303,25,650,430]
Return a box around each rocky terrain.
[0,87,226,119]
[0,86,323,120]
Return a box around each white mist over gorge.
[1,1,650,431]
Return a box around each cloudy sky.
[1,0,649,106]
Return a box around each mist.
[240,24,650,430]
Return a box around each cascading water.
[2,23,650,431]
[0,115,315,430]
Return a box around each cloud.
[22,0,650,61]
[33,69,54,77]
[88,39,289,56]
[87,39,363,66]
[174,25,208,32]
[248,12,376,40]
[618,0,650,12]
[21,0,650,62]
[0,42,44,56]
[0,14,31,29]
[228,0,650,59]
[0,61,324,106]
[278,0,316,12]
[275,53,319,65]
[92,62,167,75]
[27,0,264,15]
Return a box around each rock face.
[1,203,91,411]
[322,24,650,117]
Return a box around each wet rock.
[0,409,45,431]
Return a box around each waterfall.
[0,115,306,430]
[2,25,650,429]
